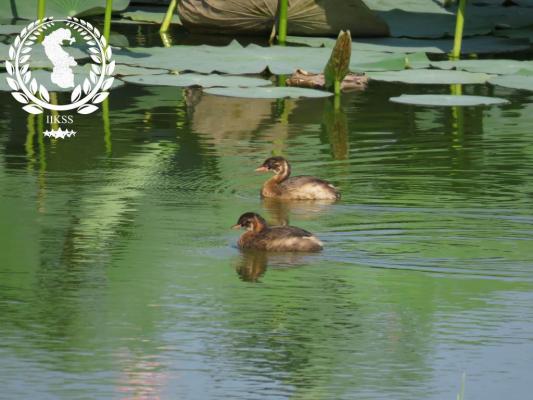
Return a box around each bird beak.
[255,166,269,172]
[231,224,242,230]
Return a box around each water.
[1,36,533,400]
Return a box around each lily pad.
[288,35,531,55]
[204,87,332,99]
[431,59,533,75]
[489,75,533,92]
[390,94,509,106]
[362,2,533,38]
[368,69,491,84]
[114,43,431,75]
[115,65,169,76]
[123,6,181,25]
[495,27,533,43]
[0,69,123,92]
[0,0,130,19]
[0,25,23,35]
[121,73,272,88]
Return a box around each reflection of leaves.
[321,98,349,160]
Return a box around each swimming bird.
[232,212,323,252]
[255,156,340,200]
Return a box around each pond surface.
[1,33,533,400]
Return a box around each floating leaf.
[121,74,272,88]
[390,94,509,106]
[0,0,130,19]
[489,75,533,92]
[431,59,533,76]
[368,69,491,84]
[77,104,98,114]
[123,6,182,24]
[204,87,332,99]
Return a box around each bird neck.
[273,162,291,183]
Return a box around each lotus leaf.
[489,75,533,92]
[115,65,169,76]
[0,26,23,35]
[368,70,491,84]
[121,74,272,88]
[431,60,533,75]
[390,94,509,106]
[0,69,123,93]
[288,36,530,55]
[362,1,533,38]
[114,43,430,75]
[0,0,130,19]
[123,6,181,25]
[204,87,332,99]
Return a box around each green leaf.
[390,94,509,106]
[123,6,181,25]
[368,69,491,84]
[431,59,533,75]
[204,87,332,99]
[489,75,533,92]
[0,0,130,19]
[323,30,352,92]
[121,74,272,88]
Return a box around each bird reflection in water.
[261,197,336,226]
[235,250,318,282]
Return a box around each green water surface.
[1,61,532,399]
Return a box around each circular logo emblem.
[5,17,115,116]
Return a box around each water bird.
[232,212,323,252]
[256,156,340,200]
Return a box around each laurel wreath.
[5,17,115,115]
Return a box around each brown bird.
[232,212,323,252]
[256,156,340,200]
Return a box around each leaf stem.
[451,0,467,60]
[278,0,288,45]
[37,0,45,21]
[160,0,178,33]
[103,0,113,42]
